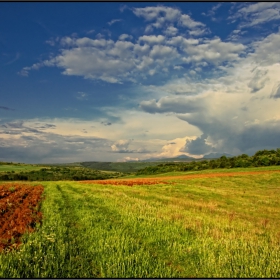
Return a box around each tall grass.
[0,170,279,277]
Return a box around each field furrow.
[0,184,44,251]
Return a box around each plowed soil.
[0,183,44,252]
[80,170,280,186]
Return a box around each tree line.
[136,148,280,175]
[0,167,123,181]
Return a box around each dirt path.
[80,170,280,186]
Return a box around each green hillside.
[80,161,165,173]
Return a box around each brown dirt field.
[80,170,280,186]
[0,183,44,252]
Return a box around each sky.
[1,2,280,163]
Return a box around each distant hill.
[142,153,235,161]
[141,154,197,162]
[203,152,233,159]
[80,155,204,173]
[80,161,164,173]
[54,154,234,173]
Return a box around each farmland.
[0,163,45,172]
[0,183,44,251]
[0,165,122,181]
[0,166,279,278]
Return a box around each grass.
[0,165,122,181]
[0,164,47,173]
[122,165,280,178]
[0,167,279,277]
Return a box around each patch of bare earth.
[0,183,44,252]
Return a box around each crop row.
[0,183,44,252]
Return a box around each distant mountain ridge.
[140,154,198,162]
[139,153,234,162]
[203,152,233,159]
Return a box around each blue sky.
[1,2,280,163]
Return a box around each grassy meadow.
[0,164,45,173]
[121,165,280,178]
[0,167,280,277]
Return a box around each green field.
[0,164,122,181]
[0,164,46,173]
[0,166,279,278]
[122,165,280,178]
[0,161,168,174]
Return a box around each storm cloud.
[3,3,280,162]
